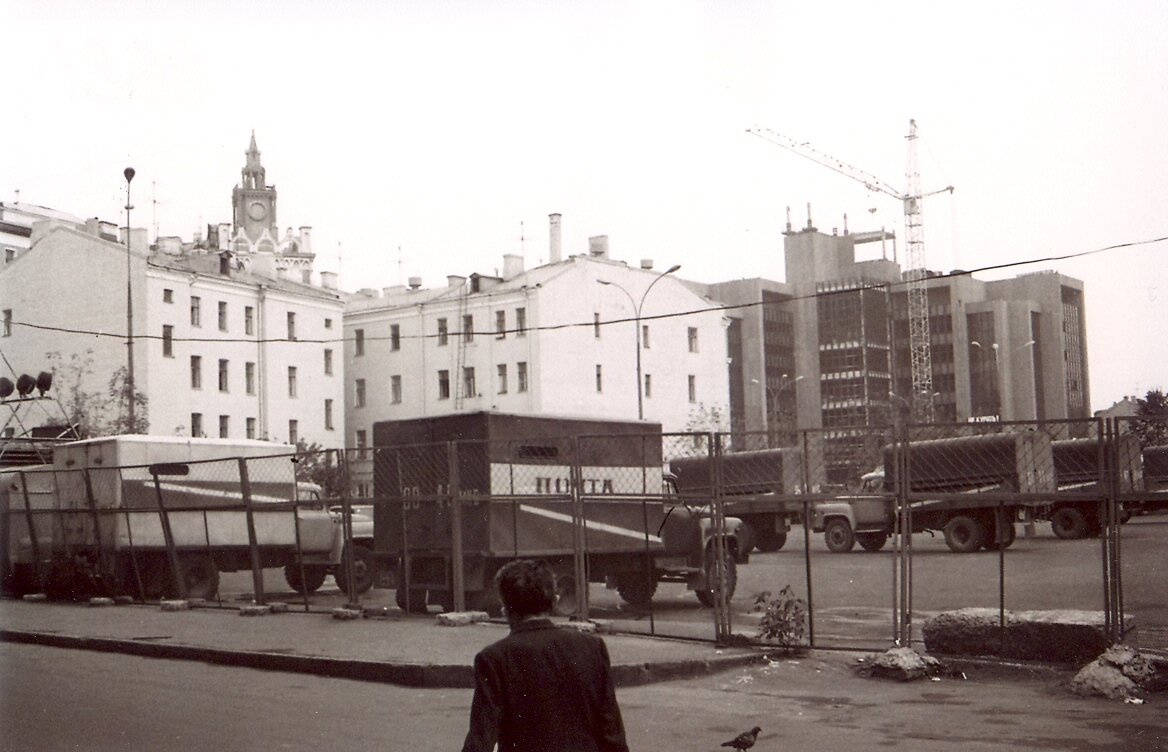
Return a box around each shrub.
[753,586,808,648]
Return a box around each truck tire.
[824,518,855,553]
[754,529,788,553]
[984,520,1017,550]
[335,544,375,596]
[856,532,888,552]
[943,516,986,553]
[1051,507,1089,540]
[615,572,658,606]
[696,545,737,608]
[283,563,328,594]
[395,587,429,613]
[176,554,219,599]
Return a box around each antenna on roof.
[397,245,403,286]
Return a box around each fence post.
[81,469,109,594]
[338,449,360,609]
[289,455,311,612]
[800,429,815,648]
[18,471,43,593]
[711,433,731,643]
[150,465,185,600]
[448,442,465,613]
[570,435,589,622]
[238,457,265,605]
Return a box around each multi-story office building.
[344,221,730,495]
[0,136,346,448]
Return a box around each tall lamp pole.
[124,167,136,431]
[597,264,681,420]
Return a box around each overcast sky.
[4,0,1166,410]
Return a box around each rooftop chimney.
[588,235,608,258]
[503,253,524,279]
[549,213,562,262]
[640,259,654,270]
[320,271,338,290]
[408,276,422,290]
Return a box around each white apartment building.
[344,233,731,495]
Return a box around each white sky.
[4,0,1166,410]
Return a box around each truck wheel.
[696,546,737,608]
[856,532,888,552]
[554,574,578,617]
[283,563,328,594]
[1051,507,1089,540]
[754,529,788,553]
[335,544,375,595]
[943,516,986,553]
[615,573,658,606]
[984,520,1017,550]
[176,554,219,599]
[395,587,430,613]
[824,518,855,553]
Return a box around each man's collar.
[510,617,556,633]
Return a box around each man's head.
[495,559,556,622]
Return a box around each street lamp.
[752,374,804,446]
[597,264,681,420]
[124,166,136,431]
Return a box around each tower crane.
[747,121,954,420]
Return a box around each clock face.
[248,201,268,221]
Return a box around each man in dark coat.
[461,559,629,752]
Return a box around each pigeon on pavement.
[721,726,761,750]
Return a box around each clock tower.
[232,131,277,243]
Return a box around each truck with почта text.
[370,412,746,614]
[668,447,806,553]
[0,435,365,600]
[811,432,1057,553]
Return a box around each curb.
[0,627,761,688]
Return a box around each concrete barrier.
[923,608,1134,664]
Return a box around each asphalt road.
[4,642,1164,752]
[213,514,1168,651]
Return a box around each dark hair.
[495,559,556,618]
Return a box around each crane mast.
[747,121,951,421]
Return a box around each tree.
[293,440,347,498]
[1132,389,1168,448]
[43,350,148,438]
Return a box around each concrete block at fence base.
[113,596,135,606]
[268,602,290,614]
[160,600,190,612]
[855,647,944,681]
[88,597,116,607]
[923,608,1135,664]
[239,604,270,616]
[21,594,47,602]
[1071,646,1168,700]
[363,606,397,620]
[559,620,597,634]
[331,607,363,621]
[436,611,490,627]
[186,598,209,609]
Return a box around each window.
[162,325,173,357]
[496,310,506,339]
[191,413,203,438]
[218,359,229,392]
[2,309,10,337]
[497,364,508,394]
[437,318,448,346]
[325,317,333,329]
[462,314,474,343]
[516,307,526,336]
[325,399,334,430]
[190,296,201,327]
[246,417,256,439]
[245,362,256,395]
[244,306,255,335]
[288,420,299,446]
[390,324,401,351]
[355,378,366,407]
[356,429,368,460]
[324,349,333,375]
[190,356,202,389]
[287,312,296,341]
[644,373,652,399]
[594,313,601,339]
[391,375,402,404]
[355,328,365,356]
[5,248,15,264]
[642,324,650,349]
[595,364,603,392]
[163,289,174,304]
[288,366,298,397]
[688,327,698,353]
[218,301,228,331]
[463,367,476,398]
[438,370,451,400]
[517,362,528,393]
[219,415,230,439]
[688,374,696,403]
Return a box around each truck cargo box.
[884,431,1056,494]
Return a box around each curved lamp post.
[597,264,681,420]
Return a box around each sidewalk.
[0,597,763,688]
